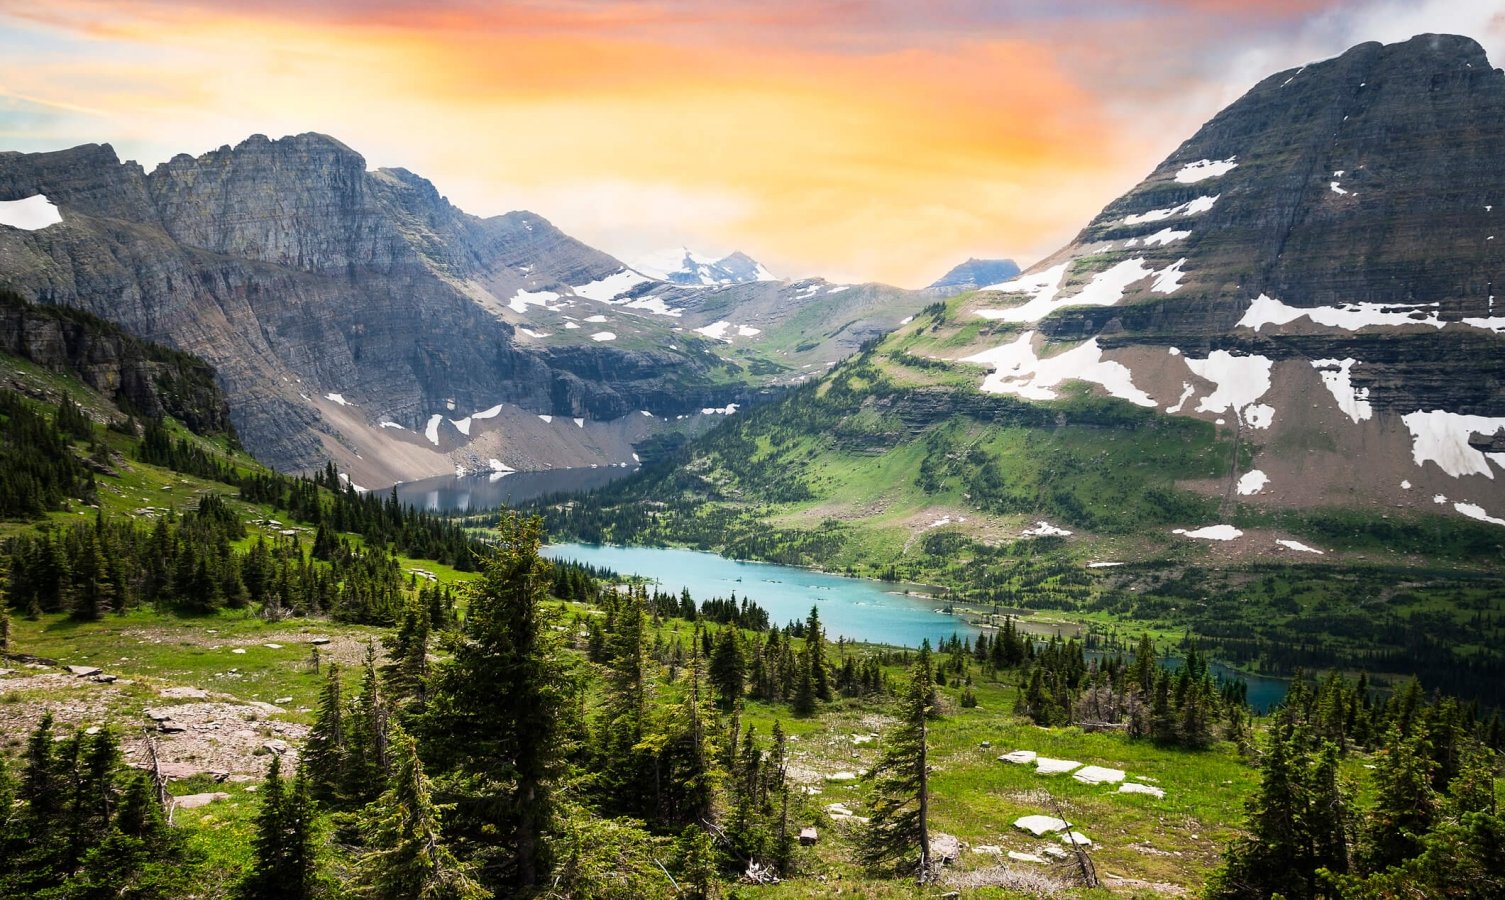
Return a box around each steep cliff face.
[0,291,233,435]
[0,134,769,480]
[932,33,1505,530]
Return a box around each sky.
[1,1,1502,287]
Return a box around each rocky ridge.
[933,34,1505,530]
[0,134,930,484]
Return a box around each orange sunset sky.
[2,1,1502,286]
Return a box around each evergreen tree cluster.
[1209,679,1504,899]
[0,716,194,897]
[0,391,97,518]
[1,500,450,625]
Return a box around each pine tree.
[343,643,392,807]
[671,825,720,900]
[422,513,572,890]
[241,756,319,900]
[1207,721,1317,899]
[858,643,933,882]
[356,727,488,899]
[709,626,746,710]
[303,662,346,805]
[1359,724,1437,872]
[805,606,831,702]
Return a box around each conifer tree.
[422,513,571,890]
[672,825,720,900]
[343,643,392,807]
[709,626,746,710]
[859,642,934,882]
[805,606,831,702]
[241,756,319,900]
[303,662,346,804]
[356,727,488,900]
[1359,724,1437,871]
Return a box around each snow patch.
[488,458,514,473]
[1239,294,1443,332]
[564,321,581,330]
[538,414,553,423]
[583,314,608,323]
[1165,382,1195,414]
[450,417,472,437]
[1021,521,1072,537]
[1330,181,1349,195]
[1182,350,1274,428]
[378,420,405,430]
[1454,502,1505,527]
[424,414,444,446]
[976,257,1184,323]
[1123,194,1218,225]
[472,404,504,420]
[508,289,559,313]
[737,324,761,337]
[695,321,732,341]
[324,392,348,406]
[962,332,1156,407]
[590,331,617,342]
[1174,525,1243,541]
[1312,358,1372,422]
[518,328,551,338]
[0,195,62,230]
[573,417,584,428]
[1141,227,1191,246]
[1400,411,1505,478]
[622,295,682,317]
[1087,562,1123,568]
[1174,157,1237,183]
[1236,470,1269,496]
[572,269,652,302]
[1277,539,1324,554]
[701,403,740,415]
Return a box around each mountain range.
[0,136,931,485]
[561,32,1505,563]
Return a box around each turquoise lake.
[542,542,976,648]
[541,542,1289,709]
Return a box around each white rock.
[1013,815,1071,836]
[1119,782,1166,799]
[974,845,1003,855]
[174,792,230,810]
[825,771,859,782]
[1007,851,1046,863]
[998,750,1037,765]
[1072,765,1126,785]
[1034,757,1082,775]
[1060,831,1093,847]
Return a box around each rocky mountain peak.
[927,258,1021,294]
[942,33,1505,529]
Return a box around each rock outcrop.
[0,135,755,476]
[942,33,1505,522]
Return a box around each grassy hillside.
[537,299,1505,704]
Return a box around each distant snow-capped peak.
[632,247,779,286]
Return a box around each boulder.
[1034,757,1082,775]
[1073,765,1126,785]
[66,665,101,677]
[1119,782,1166,799]
[997,749,1037,765]
[174,792,230,810]
[1013,815,1070,836]
[799,827,818,846]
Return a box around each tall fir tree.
[858,642,934,882]
[422,513,571,890]
[355,727,489,900]
[241,756,319,900]
[303,662,346,805]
